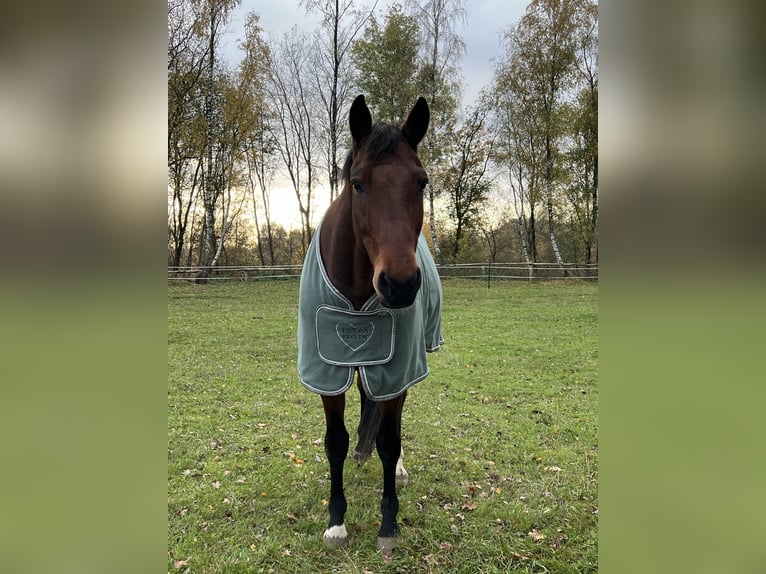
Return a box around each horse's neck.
[320,196,374,310]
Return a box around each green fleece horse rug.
[298,226,443,401]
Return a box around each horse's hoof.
[377,536,397,556]
[395,468,409,486]
[323,524,349,548]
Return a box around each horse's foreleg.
[322,394,349,548]
[375,392,406,554]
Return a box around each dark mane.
[341,122,404,183]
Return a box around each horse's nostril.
[378,269,421,308]
[379,271,391,290]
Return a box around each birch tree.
[208,68,262,268]
[406,0,465,262]
[168,0,208,267]
[492,41,546,268]
[503,0,593,270]
[567,1,598,265]
[239,12,277,265]
[192,0,241,280]
[442,101,493,260]
[268,27,321,256]
[350,4,422,122]
[301,0,377,202]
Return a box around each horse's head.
[345,95,430,309]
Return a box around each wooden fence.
[168,262,597,283]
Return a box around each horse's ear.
[402,97,430,149]
[349,94,372,145]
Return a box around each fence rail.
[168,262,597,283]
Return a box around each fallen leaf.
[544,466,563,473]
[461,502,478,511]
[528,529,546,541]
[439,542,453,551]
[282,549,292,556]
[173,558,190,569]
[212,481,221,489]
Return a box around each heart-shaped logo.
[335,321,374,352]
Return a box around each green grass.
[168,279,598,573]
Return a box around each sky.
[217,0,528,227]
[221,0,526,106]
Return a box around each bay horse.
[297,95,443,554]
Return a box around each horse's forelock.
[365,123,403,159]
[342,122,406,184]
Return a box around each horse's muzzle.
[377,268,422,308]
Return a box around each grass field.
[168,279,598,573]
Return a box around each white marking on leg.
[323,523,348,547]
[395,446,409,485]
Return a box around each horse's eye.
[351,180,363,193]
[418,179,428,192]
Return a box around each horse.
[297,94,444,554]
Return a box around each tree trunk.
[528,205,537,263]
[545,140,565,270]
[453,218,463,261]
[199,12,217,283]
[263,190,275,265]
[252,192,265,266]
[210,177,233,269]
[589,154,598,265]
[427,185,442,263]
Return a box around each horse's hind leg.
[395,446,408,485]
[321,394,349,548]
[375,392,407,554]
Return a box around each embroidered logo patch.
[314,305,395,366]
[336,321,374,351]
